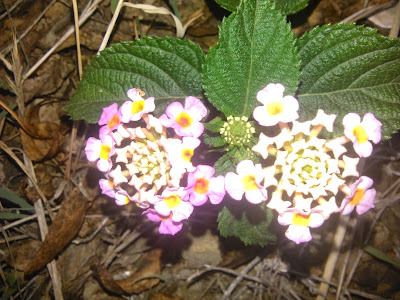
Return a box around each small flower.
[114,191,131,206]
[99,178,116,198]
[160,96,207,138]
[342,113,382,157]
[252,133,274,159]
[98,103,122,139]
[120,88,155,123]
[164,137,201,174]
[340,176,376,215]
[253,83,299,127]
[143,209,183,235]
[154,188,194,222]
[311,109,336,133]
[184,165,225,206]
[85,135,115,172]
[225,160,268,204]
[278,210,324,244]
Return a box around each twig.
[316,214,351,299]
[389,0,400,37]
[0,0,24,21]
[71,217,109,245]
[0,141,54,220]
[3,205,61,230]
[33,199,63,300]
[342,1,396,24]
[97,0,125,54]
[23,0,103,79]
[188,265,290,298]
[344,195,400,288]
[222,256,261,300]
[0,0,57,58]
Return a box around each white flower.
[253,83,299,126]
[225,160,268,204]
[343,113,382,157]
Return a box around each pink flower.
[143,209,183,235]
[342,113,382,157]
[184,165,225,206]
[120,88,155,123]
[99,178,115,198]
[225,160,268,204]
[85,135,115,172]
[278,209,324,244]
[160,96,207,138]
[340,176,376,215]
[154,188,194,223]
[98,103,122,139]
[253,83,299,127]
[164,137,201,174]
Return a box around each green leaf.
[215,0,309,15]
[0,188,33,209]
[203,0,300,118]
[214,0,240,12]
[203,135,227,148]
[111,0,118,14]
[214,148,259,176]
[204,115,225,133]
[274,0,309,15]
[296,23,400,140]
[0,212,30,220]
[65,37,205,123]
[364,245,400,268]
[218,201,276,247]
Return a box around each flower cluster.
[85,89,225,235]
[225,83,381,244]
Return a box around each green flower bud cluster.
[220,116,255,146]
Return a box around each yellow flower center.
[131,100,145,114]
[352,125,368,144]
[194,178,210,194]
[242,175,258,191]
[100,145,111,160]
[350,188,365,206]
[164,195,182,209]
[182,149,194,162]
[292,213,311,226]
[176,112,193,128]
[266,101,283,116]
[108,114,120,129]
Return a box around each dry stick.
[1,206,60,231]
[97,0,125,53]
[335,216,357,300]
[65,0,84,181]
[0,0,58,57]
[0,141,54,220]
[23,0,103,80]
[0,99,49,139]
[344,195,400,289]
[0,0,24,21]
[316,214,351,300]
[221,256,261,300]
[342,1,396,23]
[187,265,290,299]
[389,0,400,38]
[33,199,63,300]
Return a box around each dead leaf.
[4,239,42,271]
[91,249,162,295]
[20,103,66,162]
[23,187,89,275]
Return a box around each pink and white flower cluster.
[225,83,381,244]
[85,89,225,235]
